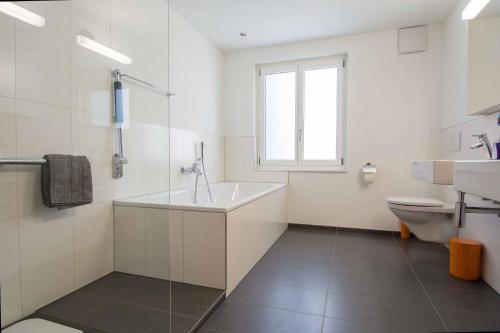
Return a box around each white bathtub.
[114,182,287,212]
[113,182,288,295]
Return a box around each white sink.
[454,160,500,202]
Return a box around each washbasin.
[454,160,500,202]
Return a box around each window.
[256,55,346,171]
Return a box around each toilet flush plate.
[454,160,500,202]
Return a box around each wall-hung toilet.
[387,197,456,243]
[387,160,456,243]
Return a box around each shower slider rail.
[112,69,175,98]
[0,158,47,165]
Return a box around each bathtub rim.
[113,182,288,213]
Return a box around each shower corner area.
[0,0,234,332]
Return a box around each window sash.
[257,56,345,168]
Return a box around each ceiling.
[170,0,457,51]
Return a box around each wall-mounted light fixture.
[76,35,132,65]
[462,0,490,20]
[0,2,45,27]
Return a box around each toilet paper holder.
[361,163,377,183]
[361,163,377,174]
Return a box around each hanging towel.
[41,154,93,209]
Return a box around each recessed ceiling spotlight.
[240,32,247,37]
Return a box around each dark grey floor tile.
[327,278,429,306]
[265,227,335,262]
[415,269,492,292]
[171,282,225,318]
[244,255,330,291]
[228,280,327,316]
[439,308,500,332]
[78,300,196,333]
[114,277,224,318]
[397,239,450,273]
[330,260,418,285]
[113,277,171,311]
[79,272,144,299]
[427,286,500,315]
[36,291,104,322]
[323,316,443,333]
[202,298,323,333]
[325,290,443,332]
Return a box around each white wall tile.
[225,136,288,183]
[113,206,146,275]
[169,210,184,282]
[74,202,113,289]
[63,0,111,28]
[0,97,18,220]
[0,14,15,98]
[15,2,71,107]
[19,210,75,316]
[0,218,22,327]
[142,124,169,194]
[70,11,112,115]
[145,208,170,280]
[16,100,72,158]
[183,211,226,289]
[114,121,143,199]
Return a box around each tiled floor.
[201,226,500,333]
[34,272,225,333]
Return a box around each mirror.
[467,0,500,115]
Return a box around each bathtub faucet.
[181,162,202,176]
[181,162,203,204]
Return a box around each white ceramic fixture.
[387,197,456,242]
[387,160,457,243]
[3,319,82,333]
[454,160,500,202]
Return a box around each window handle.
[298,129,303,142]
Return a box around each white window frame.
[256,55,346,172]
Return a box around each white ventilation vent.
[398,26,427,54]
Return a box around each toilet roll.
[361,164,377,183]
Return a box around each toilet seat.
[387,197,454,213]
[3,319,82,333]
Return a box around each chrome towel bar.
[0,158,47,165]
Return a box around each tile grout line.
[321,226,338,333]
[391,233,450,332]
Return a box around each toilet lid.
[3,319,82,333]
[386,197,445,207]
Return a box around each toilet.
[387,160,456,243]
[3,319,82,333]
[387,197,456,243]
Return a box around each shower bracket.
[112,154,128,179]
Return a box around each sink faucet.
[470,134,493,159]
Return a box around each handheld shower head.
[200,141,205,161]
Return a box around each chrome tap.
[181,162,202,176]
[470,134,493,159]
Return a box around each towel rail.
[0,158,47,165]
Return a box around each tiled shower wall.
[0,0,224,327]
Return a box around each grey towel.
[42,154,93,209]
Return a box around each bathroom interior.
[0,0,500,332]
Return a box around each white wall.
[0,0,224,327]
[224,26,444,231]
[440,0,500,293]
